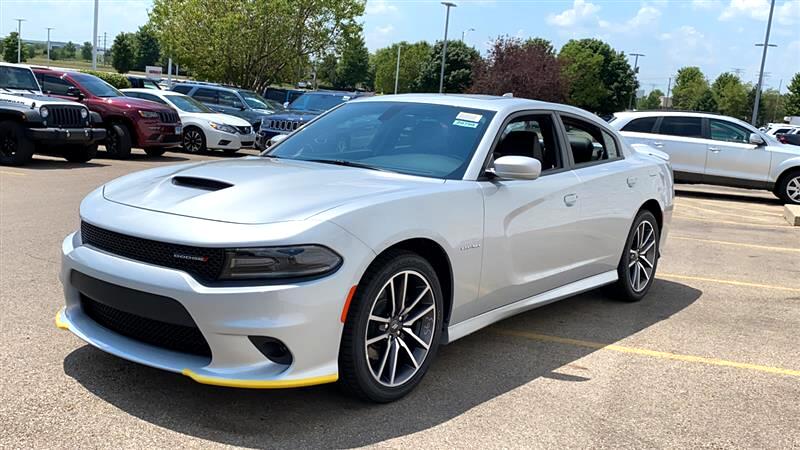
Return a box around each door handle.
[709,147,721,153]
[627,176,638,187]
[564,193,578,207]
[651,141,664,148]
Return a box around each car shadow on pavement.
[13,158,109,170]
[63,279,700,449]
[675,188,784,206]
[95,151,190,163]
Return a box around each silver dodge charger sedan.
[56,94,674,402]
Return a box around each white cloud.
[627,5,662,28]
[546,0,601,27]
[658,25,715,65]
[375,24,394,35]
[719,0,770,21]
[776,0,800,24]
[366,0,398,15]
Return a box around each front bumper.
[206,128,257,150]
[57,213,375,388]
[135,122,182,148]
[27,127,106,145]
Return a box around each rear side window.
[622,117,658,133]
[658,117,703,138]
[193,88,218,104]
[172,84,192,94]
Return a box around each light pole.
[461,27,474,42]
[628,52,644,110]
[92,0,99,69]
[14,18,26,63]
[439,2,457,94]
[752,0,776,126]
[394,44,402,94]
[46,27,55,64]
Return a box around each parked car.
[256,90,365,148]
[263,87,307,105]
[0,62,105,165]
[56,94,673,402]
[171,83,283,130]
[611,111,800,204]
[122,88,256,154]
[776,130,800,146]
[126,76,161,90]
[33,68,182,158]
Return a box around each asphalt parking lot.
[1,150,799,449]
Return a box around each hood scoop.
[171,176,233,191]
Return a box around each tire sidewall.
[617,211,660,302]
[106,123,132,159]
[0,121,34,166]
[182,127,206,153]
[778,170,800,205]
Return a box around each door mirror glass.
[749,133,765,146]
[492,155,542,180]
[267,134,289,147]
[66,86,83,100]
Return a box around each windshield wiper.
[302,159,390,172]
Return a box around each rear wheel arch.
[638,199,663,231]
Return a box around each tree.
[81,42,93,60]
[524,37,555,56]
[149,0,365,91]
[469,36,567,102]
[3,32,25,62]
[711,72,748,119]
[694,89,718,112]
[761,89,786,123]
[416,40,479,93]
[50,47,62,61]
[637,89,664,110]
[134,25,161,70]
[335,27,369,89]
[317,53,340,88]
[110,33,135,73]
[745,85,767,126]
[785,73,800,116]
[672,67,709,110]
[372,41,431,94]
[558,38,637,115]
[63,41,77,59]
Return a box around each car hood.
[110,96,175,111]
[102,157,442,224]
[0,91,85,107]
[182,111,251,127]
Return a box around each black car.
[126,76,161,90]
[172,83,284,131]
[264,87,308,106]
[777,132,800,146]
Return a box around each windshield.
[165,94,212,113]
[72,73,122,97]
[0,66,39,91]
[288,93,349,112]
[239,90,282,111]
[266,101,494,179]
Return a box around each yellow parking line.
[494,329,800,377]
[0,170,26,177]
[678,197,781,214]
[659,273,800,293]
[674,213,791,229]
[675,203,777,222]
[670,235,800,253]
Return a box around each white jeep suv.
[611,111,800,204]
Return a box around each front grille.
[158,111,179,123]
[81,221,226,282]
[81,294,211,356]
[236,126,252,135]
[48,106,85,128]
[268,119,300,131]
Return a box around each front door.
[703,118,771,184]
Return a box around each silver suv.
[611,111,800,204]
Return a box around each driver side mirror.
[491,156,542,180]
[267,134,288,147]
[283,102,289,108]
[66,86,83,100]
[749,133,765,146]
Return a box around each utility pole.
[461,27,474,42]
[394,44,401,94]
[665,77,672,109]
[439,2,457,94]
[14,18,26,63]
[46,27,54,64]
[752,0,776,126]
[103,32,108,66]
[628,53,645,110]
[92,0,99,69]
[731,68,745,77]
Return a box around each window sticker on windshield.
[456,112,482,122]
[453,119,479,129]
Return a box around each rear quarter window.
[621,116,658,133]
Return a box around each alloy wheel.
[787,176,800,203]
[183,130,203,153]
[628,220,657,293]
[364,270,436,388]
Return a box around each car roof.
[123,88,181,95]
[354,93,595,117]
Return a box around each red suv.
[33,69,182,158]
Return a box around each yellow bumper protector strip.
[181,369,338,389]
[55,308,69,330]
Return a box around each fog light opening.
[248,336,293,365]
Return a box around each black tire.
[182,127,206,154]
[104,123,132,159]
[612,210,660,302]
[143,147,167,157]
[339,249,444,403]
[63,144,98,163]
[223,148,239,155]
[0,121,35,166]
[775,169,800,205]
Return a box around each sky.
[2,0,799,94]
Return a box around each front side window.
[562,116,621,165]
[43,75,76,96]
[239,90,275,110]
[621,116,658,133]
[493,115,563,172]
[219,91,243,108]
[709,119,751,144]
[658,117,703,138]
[71,74,122,97]
[267,101,494,179]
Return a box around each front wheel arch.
[774,167,800,204]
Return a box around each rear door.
[703,118,771,184]
[653,116,708,180]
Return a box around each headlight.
[39,106,49,118]
[219,245,342,280]
[138,110,160,119]
[80,108,89,119]
[209,121,239,134]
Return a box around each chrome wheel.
[364,270,436,388]
[628,220,657,293]
[787,176,800,203]
[183,129,204,153]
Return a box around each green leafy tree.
[637,89,664,110]
[317,53,339,88]
[81,42,93,60]
[335,27,370,89]
[694,89,718,112]
[110,33,135,73]
[25,45,36,60]
[63,41,77,59]
[524,37,555,56]
[416,40,479,93]
[3,32,25,62]
[745,85,767,126]
[50,47,62,60]
[711,72,748,119]
[760,89,786,123]
[372,41,431,94]
[134,25,161,70]
[672,67,709,110]
[149,0,365,91]
[785,73,800,116]
[558,38,637,115]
